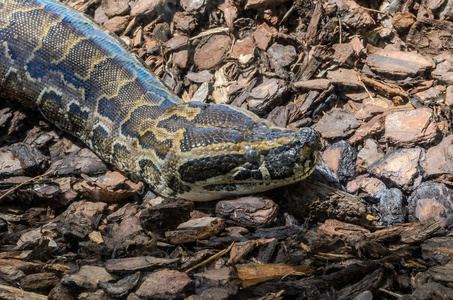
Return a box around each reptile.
[0,0,320,201]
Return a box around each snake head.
[153,103,321,201]
[239,126,321,183]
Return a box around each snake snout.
[297,127,321,151]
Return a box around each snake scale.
[0,0,320,201]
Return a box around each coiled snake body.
[0,0,320,201]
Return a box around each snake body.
[0,0,320,201]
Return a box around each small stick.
[0,167,56,202]
[185,242,235,273]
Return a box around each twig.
[378,288,403,298]
[360,74,409,98]
[185,242,234,273]
[123,16,138,36]
[0,167,56,202]
[280,4,295,25]
[189,27,230,41]
[357,72,375,103]
[359,6,386,14]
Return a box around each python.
[0,0,320,201]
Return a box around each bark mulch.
[0,0,452,299]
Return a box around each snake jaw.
[162,126,321,201]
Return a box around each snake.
[0,0,320,201]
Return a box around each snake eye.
[244,149,260,163]
[260,149,269,156]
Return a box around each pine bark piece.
[0,143,46,177]
[0,259,40,282]
[216,196,278,229]
[252,23,274,50]
[407,18,453,56]
[318,219,370,245]
[105,257,179,273]
[366,49,435,77]
[313,109,361,139]
[287,180,369,224]
[407,181,453,223]
[337,268,384,299]
[400,217,446,244]
[58,200,107,239]
[99,272,140,297]
[102,0,129,17]
[244,0,290,10]
[74,171,143,202]
[423,135,453,181]
[236,263,315,288]
[321,140,357,184]
[356,139,384,172]
[293,79,331,90]
[349,113,388,145]
[368,147,425,192]
[130,0,168,17]
[428,262,453,283]
[421,236,453,260]
[408,282,453,300]
[165,217,225,244]
[384,108,439,147]
[193,35,232,70]
[20,272,60,291]
[61,266,114,291]
[0,284,47,300]
[106,214,156,255]
[135,269,192,299]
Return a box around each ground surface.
[0,0,453,299]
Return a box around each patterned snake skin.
[0,0,320,201]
